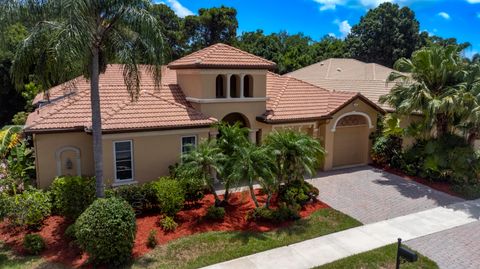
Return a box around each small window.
[216,75,225,98]
[181,136,197,154]
[114,141,133,181]
[244,75,253,97]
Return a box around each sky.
[159,0,480,57]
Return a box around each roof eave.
[168,63,276,71]
[256,115,332,124]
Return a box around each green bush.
[247,207,274,222]
[159,216,178,232]
[106,182,158,214]
[147,229,157,248]
[178,177,205,203]
[50,176,95,220]
[23,234,45,255]
[64,223,76,240]
[272,203,301,222]
[4,188,51,228]
[452,184,480,200]
[278,180,318,206]
[152,177,185,216]
[371,135,403,168]
[75,197,136,266]
[204,206,225,221]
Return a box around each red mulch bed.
[371,163,463,198]
[0,190,329,268]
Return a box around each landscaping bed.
[0,190,331,268]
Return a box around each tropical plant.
[10,0,166,198]
[152,177,185,217]
[228,143,274,207]
[146,229,157,248]
[159,215,177,232]
[380,45,466,138]
[265,130,325,184]
[75,197,136,266]
[0,125,22,158]
[3,187,51,229]
[180,139,225,204]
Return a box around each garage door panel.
[332,126,369,168]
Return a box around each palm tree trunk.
[265,193,271,209]
[249,184,259,208]
[467,130,478,146]
[90,47,105,198]
[435,114,449,137]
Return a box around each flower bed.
[0,190,329,268]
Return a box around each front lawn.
[0,241,67,269]
[130,208,361,269]
[316,243,438,269]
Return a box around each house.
[25,44,384,188]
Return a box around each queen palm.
[380,45,465,137]
[10,0,165,197]
[265,130,325,184]
[228,143,274,207]
[181,139,225,204]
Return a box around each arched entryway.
[221,112,250,128]
[331,112,373,168]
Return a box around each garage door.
[332,115,370,168]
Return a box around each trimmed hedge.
[204,206,225,221]
[3,188,51,228]
[106,182,158,215]
[50,176,95,220]
[152,177,185,216]
[75,197,136,266]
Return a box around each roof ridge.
[225,43,276,65]
[285,75,331,92]
[271,76,291,111]
[101,94,135,126]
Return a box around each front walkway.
[203,199,480,269]
[310,166,464,224]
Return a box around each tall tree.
[149,3,185,61]
[310,35,349,62]
[346,2,420,67]
[10,0,166,197]
[184,6,238,52]
[380,46,465,137]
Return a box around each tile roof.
[168,43,276,70]
[286,58,398,110]
[25,65,216,133]
[260,72,377,123]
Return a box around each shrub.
[4,188,51,229]
[272,203,301,222]
[278,180,318,206]
[159,216,177,232]
[23,234,45,255]
[64,224,76,240]
[146,229,157,248]
[204,206,225,221]
[247,207,274,222]
[371,135,403,168]
[75,198,136,266]
[106,182,158,214]
[178,177,205,204]
[152,177,185,216]
[50,176,95,220]
[452,184,480,200]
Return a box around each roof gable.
[168,43,276,70]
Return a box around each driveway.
[308,166,464,224]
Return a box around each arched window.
[230,75,240,98]
[216,75,225,98]
[244,75,253,97]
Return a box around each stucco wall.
[34,132,94,188]
[193,102,266,130]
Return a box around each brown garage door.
[332,115,370,168]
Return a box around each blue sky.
[160,0,480,57]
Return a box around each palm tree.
[455,63,480,145]
[228,143,274,207]
[10,0,165,197]
[181,139,225,204]
[264,130,325,184]
[215,122,249,201]
[380,45,465,138]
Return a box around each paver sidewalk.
[202,199,480,269]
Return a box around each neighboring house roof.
[168,43,276,70]
[258,72,384,123]
[286,58,398,111]
[25,65,216,133]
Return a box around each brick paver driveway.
[308,166,463,224]
[309,166,480,269]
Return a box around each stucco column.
[249,129,258,144]
[209,130,219,139]
[323,121,334,170]
[226,74,231,98]
[240,74,245,98]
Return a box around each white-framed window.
[181,135,197,154]
[113,140,134,182]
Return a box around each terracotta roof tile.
[168,43,276,70]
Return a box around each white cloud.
[328,33,337,37]
[314,0,399,11]
[477,12,480,18]
[467,0,480,3]
[166,0,193,18]
[314,0,347,11]
[437,12,450,20]
[334,20,352,37]
[359,0,392,7]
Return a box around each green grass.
[128,208,361,269]
[316,244,438,269]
